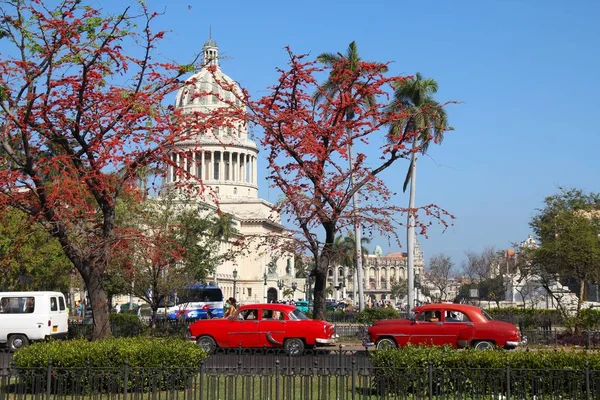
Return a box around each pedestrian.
[225,297,237,317]
[115,303,121,313]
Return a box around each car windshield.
[481,310,493,320]
[289,309,309,320]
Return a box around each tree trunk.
[84,268,112,340]
[312,269,327,320]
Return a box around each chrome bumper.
[316,337,337,345]
[506,336,528,347]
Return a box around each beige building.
[326,239,425,304]
[165,38,301,304]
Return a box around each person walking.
[225,297,237,317]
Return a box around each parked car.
[188,303,336,355]
[295,300,310,313]
[366,303,525,350]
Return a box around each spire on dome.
[202,30,219,68]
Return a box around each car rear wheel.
[196,335,217,354]
[8,334,29,352]
[473,340,494,350]
[376,337,397,350]
[283,338,305,356]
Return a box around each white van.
[0,291,69,351]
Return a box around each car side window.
[418,310,441,322]
[239,309,258,320]
[444,310,470,322]
[262,310,284,320]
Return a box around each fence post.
[586,361,590,400]
[123,361,129,400]
[45,360,52,400]
[275,359,280,400]
[199,360,204,400]
[428,360,433,398]
[351,357,356,400]
[506,361,511,400]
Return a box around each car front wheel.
[376,337,397,350]
[8,334,29,352]
[196,335,217,354]
[473,340,494,350]
[283,338,305,356]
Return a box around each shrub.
[12,337,206,393]
[110,313,142,337]
[370,346,600,396]
[485,308,562,329]
[356,307,400,324]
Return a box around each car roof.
[239,303,296,312]
[414,303,483,313]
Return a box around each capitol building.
[162,37,424,306]
[164,37,300,304]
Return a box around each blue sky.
[101,0,599,269]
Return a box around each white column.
[386,268,391,290]
[334,268,339,301]
[253,156,258,184]
[218,152,223,181]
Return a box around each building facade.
[165,38,302,304]
[325,239,425,304]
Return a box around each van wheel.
[8,334,29,352]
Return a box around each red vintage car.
[188,303,336,355]
[366,303,525,350]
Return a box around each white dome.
[175,67,244,112]
[167,38,259,201]
[175,38,244,114]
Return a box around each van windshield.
[179,288,223,303]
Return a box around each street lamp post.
[415,273,421,306]
[277,279,284,302]
[263,272,268,303]
[232,268,238,299]
[291,282,298,301]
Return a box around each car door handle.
[435,322,443,326]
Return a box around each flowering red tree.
[0,0,197,338]
[205,50,453,319]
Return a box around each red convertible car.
[366,303,525,350]
[188,303,336,355]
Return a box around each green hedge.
[12,337,207,393]
[370,346,599,396]
[485,307,563,329]
[355,307,401,324]
[68,313,143,339]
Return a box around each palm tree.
[332,234,370,303]
[386,72,450,311]
[314,42,387,312]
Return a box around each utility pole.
[348,136,365,311]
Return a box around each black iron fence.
[1,357,599,399]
